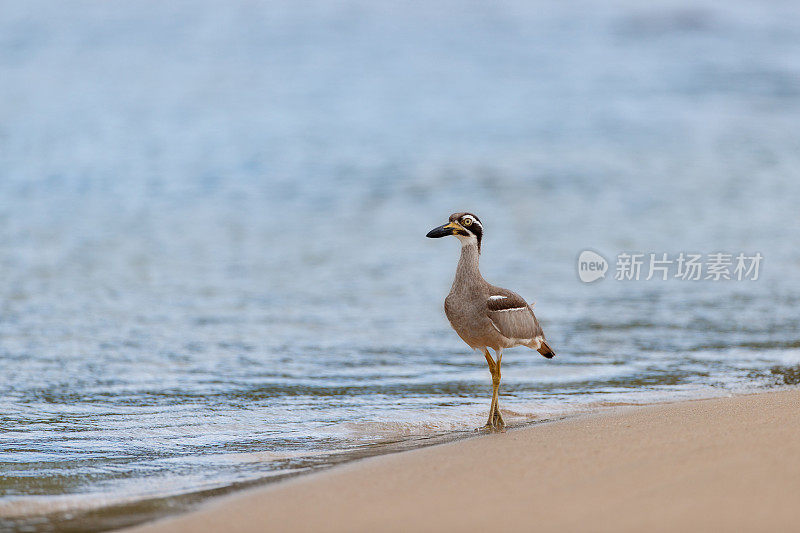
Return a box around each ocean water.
[2,0,800,531]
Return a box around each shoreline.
[121,388,800,533]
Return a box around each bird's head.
[426,212,483,251]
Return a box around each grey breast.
[444,282,494,349]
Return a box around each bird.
[426,212,555,431]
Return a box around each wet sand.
[122,389,800,533]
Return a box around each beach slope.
[124,389,800,533]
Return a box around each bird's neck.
[452,243,482,292]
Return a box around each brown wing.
[486,289,544,342]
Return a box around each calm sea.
[2,0,799,530]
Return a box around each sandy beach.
[122,389,800,533]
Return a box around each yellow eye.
[461,217,472,226]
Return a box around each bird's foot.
[481,409,506,432]
[492,409,506,431]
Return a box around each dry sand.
[123,389,800,533]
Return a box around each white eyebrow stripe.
[488,295,506,301]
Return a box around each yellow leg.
[492,351,505,429]
[483,349,505,431]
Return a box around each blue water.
[1,0,800,531]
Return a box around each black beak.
[426,223,454,238]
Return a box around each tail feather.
[537,340,555,359]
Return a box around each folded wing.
[486,289,555,358]
[486,290,543,341]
